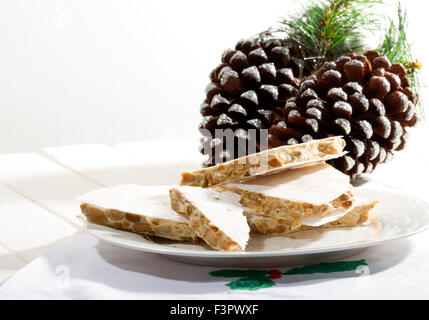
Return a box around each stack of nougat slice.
[219,163,376,235]
[79,184,250,251]
[78,136,377,252]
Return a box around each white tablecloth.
[1,225,428,299]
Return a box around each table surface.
[0,128,428,298]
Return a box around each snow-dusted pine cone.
[199,36,309,166]
[269,51,418,178]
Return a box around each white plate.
[86,188,429,267]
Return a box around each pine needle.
[278,0,382,71]
[377,3,422,114]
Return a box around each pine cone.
[269,51,418,178]
[199,36,309,166]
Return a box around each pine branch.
[377,3,421,105]
[278,0,382,71]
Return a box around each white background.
[0,0,428,153]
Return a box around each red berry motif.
[269,269,282,279]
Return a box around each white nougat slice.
[245,202,378,235]
[220,162,354,221]
[169,186,250,251]
[180,137,346,187]
[78,185,197,242]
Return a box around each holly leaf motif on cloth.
[209,260,368,291]
[283,260,368,275]
[226,276,276,291]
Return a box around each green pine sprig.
[278,0,382,72]
[377,3,422,110]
